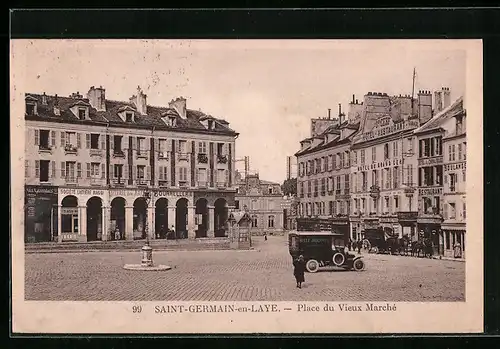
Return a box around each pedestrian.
[264,232,268,241]
[293,255,306,289]
[348,238,352,251]
[357,240,362,254]
[114,227,121,241]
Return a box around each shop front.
[417,215,443,256]
[441,223,466,258]
[397,211,418,241]
[331,215,350,242]
[25,185,58,243]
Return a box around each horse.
[411,240,424,257]
[422,238,434,259]
[398,237,410,256]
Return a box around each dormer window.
[78,108,87,120]
[126,112,134,122]
[26,103,36,116]
[208,120,214,130]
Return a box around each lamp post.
[141,189,153,267]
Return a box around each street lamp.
[141,189,153,267]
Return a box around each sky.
[12,39,466,183]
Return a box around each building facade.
[24,86,238,243]
[414,94,466,257]
[234,172,285,235]
[295,107,359,241]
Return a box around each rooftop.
[414,96,464,135]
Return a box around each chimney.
[434,90,443,113]
[328,108,331,119]
[169,96,187,119]
[418,90,432,124]
[41,92,47,105]
[130,86,147,115]
[87,85,106,112]
[53,94,60,116]
[352,94,355,104]
[338,103,342,117]
[442,87,451,109]
[355,99,358,104]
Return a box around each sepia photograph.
[10,38,483,333]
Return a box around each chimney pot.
[352,94,355,103]
[356,99,358,104]
[328,108,331,119]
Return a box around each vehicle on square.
[288,231,366,273]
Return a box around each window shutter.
[51,161,56,178]
[146,166,151,180]
[101,134,105,150]
[34,129,39,146]
[60,132,65,147]
[25,160,29,178]
[61,162,66,178]
[86,163,91,178]
[50,131,55,147]
[101,163,105,179]
[35,160,40,178]
[156,138,160,153]
[76,162,81,178]
[123,165,128,179]
[159,166,164,180]
[77,133,81,148]
[86,134,90,148]
[110,136,114,152]
[132,137,138,151]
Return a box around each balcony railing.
[112,150,126,158]
[178,152,189,161]
[65,176,78,185]
[197,153,208,164]
[90,177,105,186]
[158,152,169,160]
[64,144,78,155]
[89,148,104,157]
[38,145,52,154]
[158,180,169,187]
[197,181,208,188]
[178,181,189,188]
[217,154,228,164]
[335,189,341,195]
[136,151,148,160]
[136,179,150,187]
[111,178,126,187]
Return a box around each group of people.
[348,238,363,253]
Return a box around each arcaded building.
[24,86,238,243]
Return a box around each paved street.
[25,236,465,302]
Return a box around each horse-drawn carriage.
[288,231,366,273]
[362,228,433,258]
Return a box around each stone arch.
[86,196,103,241]
[61,195,78,207]
[155,198,169,239]
[214,198,228,237]
[110,197,126,240]
[133,197,147,240]
[175,198,189,239]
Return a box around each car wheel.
[332,252,346,266]
[306,259,319,273]
[353,259,366,271]
[371,246,379,254]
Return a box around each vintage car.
[288,231,366,272]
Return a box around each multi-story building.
[282,195,298,230]
[24,86,238,243]
[234,172,285,235]
[349,90,433,242]
[295,106,359,240]
[414,93,465,256]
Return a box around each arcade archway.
[110,197,126,240]
[155,198,169,239]
[195,198,208,238]
[86,196,103,241]
[61,195,79,238]
[133,197,147,239]
[175,198,188,239]
[214,198,228,237]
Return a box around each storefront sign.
[358,119,419,142]
[418,156,443,166]
[444,162,466,171]
[61,207,78,215]
[397,211,418,221]
[357,158,403,172]
[418,187,443,196]
[60,188,105,196]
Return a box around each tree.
[281,178,297,196]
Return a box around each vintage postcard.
[10,39,483,334]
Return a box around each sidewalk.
[433,255,465,263]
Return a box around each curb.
[25,248,259,254]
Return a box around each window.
[336,175,341,191]
[158,139,167,155]
[449,173,457,192]
[394,196,399,210]
[371,170,377,188]
[406,164,413,186]
[198,141,207,154]
[90,134,100,149]
[217,143,224,156]
[268,187,273,194]
[384,143,390,160]
[26,103,36,115]
[449,202,456,219]
[372,147,376,163]
[339,201,345,215]
[463,170,466,182]
[393,167,399,188]
[320,157,325,172]
[436,137,442,156]
[463,203,466,220]
[338,153,343,169]
[328,155,333,170]
[197,168,207,183]
[268,215,275,228]
[90,163,100,177]
[113,135,123,154]
[179,140,187,154]
[314,179,318,196]
[332,154,337,169]
[39,130,50,149]
[345,174,350,193]
[436,166,443,185]
[407,138,413,153]
[159,166,169,182]
[208,120,214,130]
[321,178,326,195]
[137,137,145,154]
[114,164,123,179]
[64,161,76,179]
[251,215,258,228]
[125,112,134,122]
[463,142,467,160]
[38,160,50,182]
[393,141,399,158]
[25,160,29,177]
[384,197,389,213]
[360,150,365,165]
[450,144,456,161]
[458,144,462,160]
[423,139,431,157]
[179,167,189,182]
[137,165,145,179]
[362,172,367,191]
[344,151,350,167]
[78,108,86,120]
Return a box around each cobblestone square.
[25,236,465,302]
